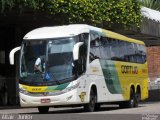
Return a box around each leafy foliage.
[140,0,160,11]
[0,0,142,28]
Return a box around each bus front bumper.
[19,89,80,107]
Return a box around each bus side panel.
[99,60,123,94]
[86,59,110,102]
[86,59,125,103]
[99,60,124,102]
[114,61,149,101]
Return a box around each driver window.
[76,33,89,75]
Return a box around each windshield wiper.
[57,76,75,83]
[43,73,61,85]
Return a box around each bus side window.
[136,44,147,63]
[90,41,96,62]
[97,36,109,60]
[89,32,101,62]
[110,39,121,61]
[118,41,126,61]
[124,42,134,62]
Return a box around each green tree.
[0,0,142,28]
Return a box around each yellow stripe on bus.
[102,29,144,45]
[21,84,58,93]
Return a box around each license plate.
[41,98,51,103]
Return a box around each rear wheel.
[135,91,141,107]
[119,89,135,108]
[38,106,49,114]
[84,89,96,112]
[126,89,135,108]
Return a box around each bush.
[0,0,142,28]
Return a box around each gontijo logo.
[121,65,138,74]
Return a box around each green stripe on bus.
[100,60,122,94]
[46,82,69,91]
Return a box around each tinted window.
[102,37,112,59]
[90,32,101,62]
[110,39,120,60]
[89,33,146,64]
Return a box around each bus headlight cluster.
[48,82,80,96]
[19,87,29,95]
[62,82,80,93]
[19,86,29,95]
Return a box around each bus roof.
[23,24,90,40]
[24,24,144,45]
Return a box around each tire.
[38,106,49,114]
[94,93,101,111]
[84,89,96,112]
[126,89,135,108]
[119,89,135,108]
[134,91,140,107]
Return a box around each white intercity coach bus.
[10,24,148,113]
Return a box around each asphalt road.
[0,102,160,120]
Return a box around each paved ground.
[0,102,160,120]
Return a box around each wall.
[147,46,160,81]
[141,18,160,37]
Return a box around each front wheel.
[38,106,49,114]
[84,89,96,112]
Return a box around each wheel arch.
[128,84,135,100]
[136,85,141,94]
[136,85,141,100]
[86,83,97,102]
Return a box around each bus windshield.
[20,38,76,85]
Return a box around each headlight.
[19,87,29,95]
[60,82,80,94]
[48,82,80,96]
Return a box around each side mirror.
[9,46,21,65]
[73,42,84,61]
